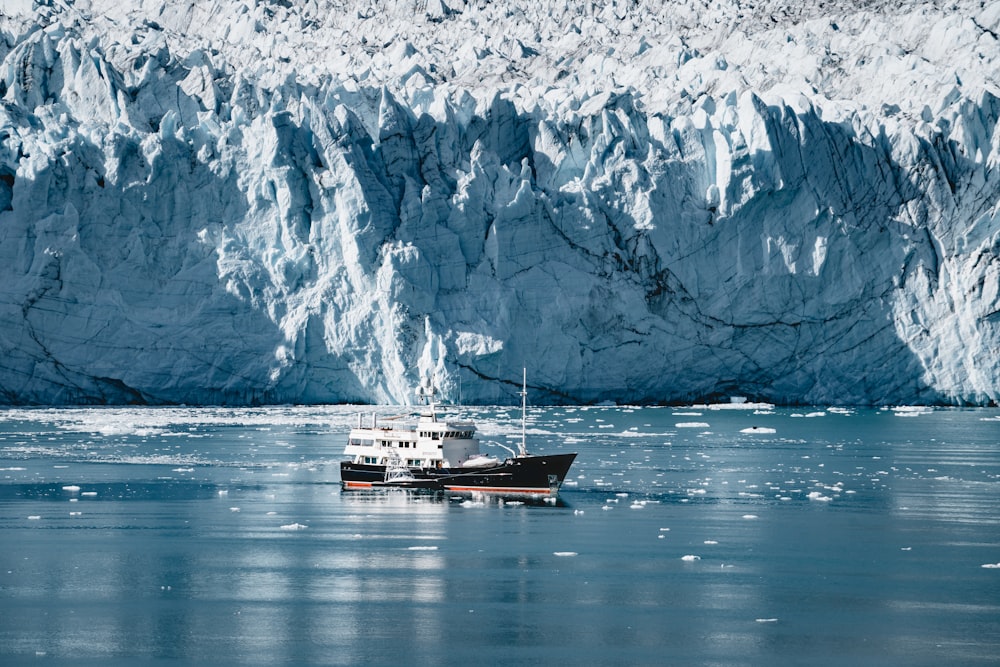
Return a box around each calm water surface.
[1,404,998,665]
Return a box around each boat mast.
[519,368,527,457]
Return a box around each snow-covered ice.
[1,0,998,406]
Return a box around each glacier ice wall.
[0,0,998,405]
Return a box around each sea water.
[0,404,998,666]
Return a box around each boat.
[339,371,577,496]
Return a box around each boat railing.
[384,451,416,483]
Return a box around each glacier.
[0,0,998,406]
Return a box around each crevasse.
[0,0,997,406]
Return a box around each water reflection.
[2,406,999,664]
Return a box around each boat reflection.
[339,487,570,508]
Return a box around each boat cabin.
[343,409,481,469]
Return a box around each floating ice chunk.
[62,485,81,491]
[982,563,1000,569]
[229,507,240,512]
[553,551,578,557]
[756,618,778,623]
[681,554,701,561]
[573,509,584,515]
[807,492,832,502]
[407,546,438,551]
[81,492,97,496]
[893,406,932,413]
[742,514,758,519]
[280,523,308,530]
[27,515,41,520]
[704,540,718,545]
[740,427,776,434]
[218,490,229,496]
[676,422,710,428]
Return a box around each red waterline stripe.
[443,485,552,494]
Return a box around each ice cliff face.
[0,0,998,405]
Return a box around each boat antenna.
[519,367,527,457]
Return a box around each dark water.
[1,405,998,665]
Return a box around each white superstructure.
[342,379,489,469]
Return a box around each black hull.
[341,453,577,495]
